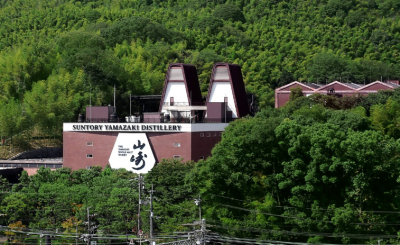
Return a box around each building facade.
[63,63,249,173]
[275,80,400,108]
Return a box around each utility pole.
[150,184,154,239]
[137,174,145,245]
[87,207,91,245]
[194,195,202,220]
[149,184,156,245]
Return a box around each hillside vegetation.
[1,0,400,146]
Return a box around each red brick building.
[275,80,400,108]
[63,63,249,173]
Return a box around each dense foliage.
[1,0,400,144]
[0,161,199,244]
[187,89,400,244]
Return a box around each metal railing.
[80,117,236,123]
[162,102,206,106]
[84,118,110,123]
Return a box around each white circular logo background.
[109,133,156,173]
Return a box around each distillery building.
[275,80,400,108]
[63,63,249,173]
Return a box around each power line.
[206,221,398,239]
[206,234,393,245]
[207,193,400,214]
[218,203,400,226]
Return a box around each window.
[170,97,174,106]
[214,66,229,80]
[173,155,181,159]
[219,132,222,136]
[200,133,204,137]
[86,166,91,170]
[169,67,184,80]
[173,143,181,147]
[206,133,211,137]
[86,154,93,158]
[213,132,217,137]
[200,156,204,160]
[87,142,93,146]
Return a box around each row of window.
[0,163,62,169]
[200,132,222,137]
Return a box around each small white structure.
[109,133,156,174]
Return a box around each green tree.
[146,159,197,233]
[24,69,85,136]
[214,4,245,22]
[0,98,26,137]
[57,31,106,71]
[289,87,303,101]
[309,53,348,82]
[370,98,400,138]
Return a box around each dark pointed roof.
[206,63,249,118]
[159,63,203,112]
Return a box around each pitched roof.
[315,81,359,91]
[159,63,203,112]
[357,81,399,91]
[207,63,249,118]
[275,81,320,91]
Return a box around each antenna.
[90,84,92,122]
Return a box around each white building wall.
[161,82,189,114]
[208,82,237,118]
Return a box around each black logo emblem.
[131,140,147,170]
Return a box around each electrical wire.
[206,221,398,239]
[215,203,400,226]
[207,193,400,214]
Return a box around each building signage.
[109,133,156,174]
[63,123,229,132]
[64,123,184,132]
